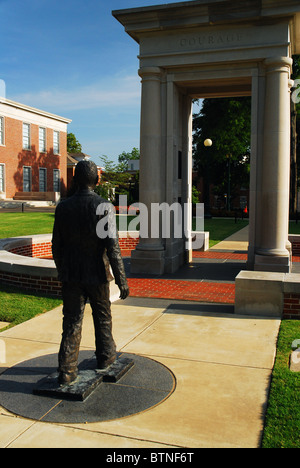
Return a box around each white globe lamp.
[204,139,213,147]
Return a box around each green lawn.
[261,320,300,448]
[0,213,61,329]
[0,212,55,238]
[289,221,300,235]
[203,218,248,248]
[0,283,62,329]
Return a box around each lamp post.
[204,139,212,218]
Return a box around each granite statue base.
[33,355,134,402]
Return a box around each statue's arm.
[52,206,64,276]
[104,204,130,300]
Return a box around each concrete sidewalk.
[0,297,280,448]
[210,225,249,252]
[0,225,281,448]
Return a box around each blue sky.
[0,0,172,165]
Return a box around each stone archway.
[113,0,300,275]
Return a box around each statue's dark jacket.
[52,189,128,288]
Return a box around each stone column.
[182,94,193,264]
[255,56,293,272]
[131,67,165,274]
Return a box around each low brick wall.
[0,235,120,300]
[0,271,62,296]
[6,233,140,259]
[8,242,52,259]
[289,234,300,256]
[118,231,139,251]
[0,233,141,298]
[0,235,61,296]
[4,230,209,261]
[285,236,300,318]
[283,293,300,320]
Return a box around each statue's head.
[74,160,99,189]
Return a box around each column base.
[131,248,165,275]
[254,253,291,273]
[164,250,186,274]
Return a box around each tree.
[118,147,140,168]
[96,148,140,204]
[67,133,82,153]
[193,97,251,211]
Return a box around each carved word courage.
[180,32,243,48]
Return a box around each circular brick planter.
[0,233,139,299]
[0,234,61,296]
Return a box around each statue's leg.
[88,282,117,369]
[58,282,86,384]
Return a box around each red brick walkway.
[193,251,247,260]
[125,250,241,304]
[124,251,300,304]
[127,278,235,304]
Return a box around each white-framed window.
[53,169,60,192]
[0,117,4,146]
[53,130,60,154]
[23,166,32,192]
[39,168,47,192]
[0,164,5,193]
[39,127,46,152]
[23,123,31,150]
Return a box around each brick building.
[67,152,103,192]
[0,97,71,201]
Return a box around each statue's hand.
[119,286,130,300]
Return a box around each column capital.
[138,66,162,80]
[264,56,293,74]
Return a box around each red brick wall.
[9,239,138,259]
[0,116,68,198]
[283,294,300,320]
[0,240,59,295]
[0,271,61,296]
[58,131,67,197]
[67,166,75,192]
[0,117,22,197]
[9,242,53,259]
[119,237,139,250]
[292,241,300,256]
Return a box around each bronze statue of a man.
[52,160,129,385]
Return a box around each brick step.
[13,192,58,202]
